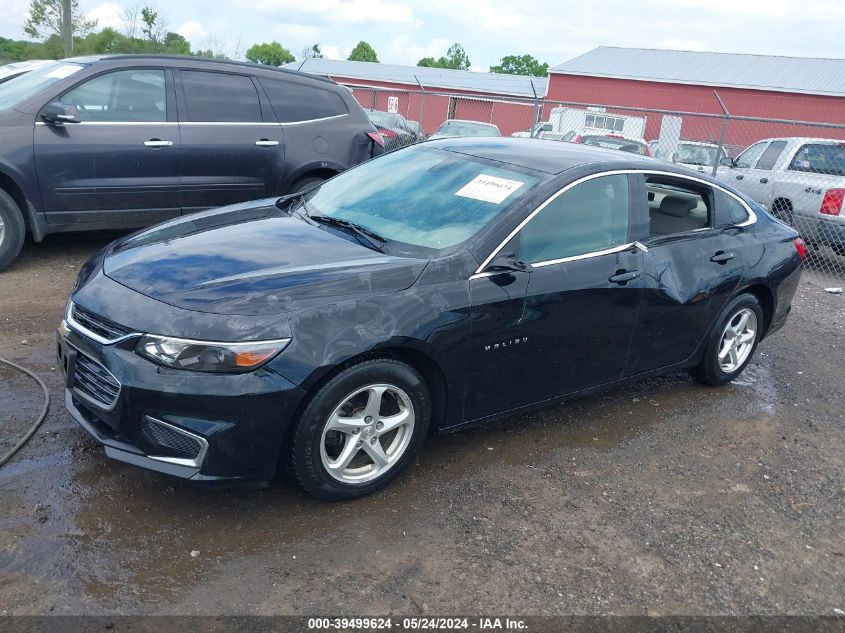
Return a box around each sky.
[2,0,844,70]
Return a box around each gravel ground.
[0,234,843,616]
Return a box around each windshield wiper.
[310,215,387,252]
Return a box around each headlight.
[135,335,291,373]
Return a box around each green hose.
[0,357,50,467]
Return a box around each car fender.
[0,157,46,241]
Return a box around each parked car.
[717,137,845,255]
[429,119,500,140]
[365,109,418,151]
[651,140,731,173]
[561,130,651,156]
[0,59,54,84]
[0,55,383,270]
[512,121,552,139]
[406,119,424,139]
[58,138,803,500]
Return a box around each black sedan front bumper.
[58,321,306,484]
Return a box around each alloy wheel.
[718,308,757,373]
[319,383,415,484]
[0,214,5,248]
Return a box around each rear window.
[582,136,648,155]
[435,121,499,137]
[788,143,845,177]
[367,110,403,128]
[260,78,347,123]
[181,71,261,122]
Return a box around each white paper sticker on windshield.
[45,64,83,79]
[455,174,524,204]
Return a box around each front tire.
[0,189,26,272]
[289,176,326,194]
[287,359,431,500]
[689,293,763,386]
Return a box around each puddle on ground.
[0,357,784,609]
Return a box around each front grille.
[73,352,121,410]
[70,303,134,342]
[142,417,205,461]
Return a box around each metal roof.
[550,47,845,98]
[282,58,547,98]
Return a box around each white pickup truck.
[717,137,845,256]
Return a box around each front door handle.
[143,139,173,147]
[710,251,736,264]
[736,174,744,180]
[255,139,280,147]
[608,270,640,285]
[760,177,769,184]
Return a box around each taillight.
[819,188,844,216]
[574,135,582,143]
[366,131,385,148]
[793,237,807,260]
[380,129,397,138]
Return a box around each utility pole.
[61,0,72,58]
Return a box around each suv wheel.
[290,176,326,194]
[287,358,430,500]
[689,293,763,386]
[0,189,26,271]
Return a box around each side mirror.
[41,102,80,126]
[718,156,735,168]
[486,252,532,273]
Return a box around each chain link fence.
[344,83,845,284]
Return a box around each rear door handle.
[710,251,736,264]
[255,139,280,147]
[760,177,768,184]
[143,139,173,147]
[608,270,640,285]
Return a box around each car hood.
[103,199,428,316]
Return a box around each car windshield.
[581,136,648,155]
[368,110,404,129]
[0,61,87,113]
[676,143,719,166]
[435,121,499,137]
[304,146,542,252]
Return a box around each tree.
[301,43,323,60]
[140,6,163,42]
[347,41,378,63]
[245,41,294,66]
[23,0,96,41]
[162,32,190,55]
[490,54,549,77]
[416,43,471,70]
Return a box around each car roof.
[442,119,499,128]
[64,54,337,84]
[426,137,665,174]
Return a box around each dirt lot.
[0,233,843,616]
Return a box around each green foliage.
[245,41,295,66]
[490,54,549,77]
[347,41,378,63]
[310,43,323,59]
[23,0,96,40]
[416,43,470,70]
[0,36,47,62]
[140,7,159,42]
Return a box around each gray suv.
[0,55,384,269]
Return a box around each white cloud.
[176,20,208,46]
[85,2,123,29]
[661,37,708,51]
[244,0,420,27]
[387,34,451,65]
[320,44,342,59]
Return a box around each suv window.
[61,69,165,122]
[788,143,845,177]
[181,71,261,122]
[735,141,768,168]
[519,174,629,264]
[646,176,711,237]
[260,78,347,123]
[755,140,788,170]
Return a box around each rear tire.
[289,176,326,194]
[0,189,25,272]
[287,358,431,500]
[689,293,763,386]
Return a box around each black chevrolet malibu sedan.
[58,138,803,500]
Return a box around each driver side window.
[735,141,768,168]
[519,174,630,264]
[61,69,166,122]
